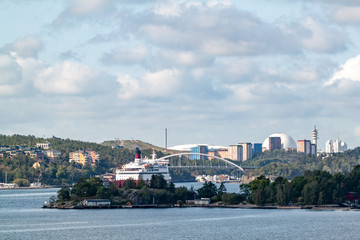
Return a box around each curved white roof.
[168,144,227,151]
[263,133,297,150]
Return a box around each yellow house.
[69,151,91,166]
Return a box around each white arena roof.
[262,133,297,150]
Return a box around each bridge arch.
[158,153,246,173]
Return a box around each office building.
[252,143,262,155]
[269,137,281,151]
[238,143,252,161]
[190,145,208,160]
[297,140,313,154]
[228,145,243,161]
[326,139,347,153]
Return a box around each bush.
[13,178,30,187]
[221,193,244,204]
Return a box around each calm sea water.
[1,184,360,240]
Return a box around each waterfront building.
[228,144,243,161]
[238,143,252,161]
[82,199,111,207]
[190,145,208,160]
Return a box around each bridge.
[158,153,256,174]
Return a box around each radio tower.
[312,125,318,147]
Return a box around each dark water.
[1,186,360,240]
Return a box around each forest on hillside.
[247,148,360,179]
[0,135,141,185]
[1,134,360,185]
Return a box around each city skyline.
[1,0,360,149]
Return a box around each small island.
[43,174,249,209]
[44,165,360,210]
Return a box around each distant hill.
[101,139,179,153]
[247,148,360,179]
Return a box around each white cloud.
[0,53,25,96]
[153,1,184,17]
[291,69,318,82]
[3,37,43,58]
[0,54,22,85]
[355,126,360,137]
[326,54,360,86]
[34,60,100,94]
[158,50,212,67]
[332,7,360,24]
[134,2,301,57]
[117,68,181,100]
[68,0,114,16]
[300,17,346,53]
[102,45,149,65]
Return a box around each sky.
[1,0,360,150]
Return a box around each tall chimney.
[165,128,167,150]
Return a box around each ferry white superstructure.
[115,148,171,186]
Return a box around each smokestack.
[165,128,167,150]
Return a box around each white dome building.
[263,133,297,150]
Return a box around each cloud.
[299,17,346,53]
[131,2,301,57]
[117,68,181,100]
[355,126,360,137]
[2,37,43,58]
[102,45,149,65]
[0,53,27,96]
[326,54,360,86]
[34,60,105,95]
[67,0,115,17]
[0,54,22,85]
[331,7,360,24]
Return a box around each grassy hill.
[101,139,179,154]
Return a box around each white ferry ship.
[115,148,171,186]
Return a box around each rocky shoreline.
[42,203,355,210]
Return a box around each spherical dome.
[263,133,297,150]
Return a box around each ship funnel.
[135,147,142,164]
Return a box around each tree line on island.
[53,174,246,207]
[53,165,360,207]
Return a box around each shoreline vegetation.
[44,166,360,210]
[3,134,360,187]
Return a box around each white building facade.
[325,139,347,153]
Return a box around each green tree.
[136,178,147,189]
[140,186,152,203]
[13,178,30,187]
[197,181,218,199]
[123,178,137,189]
[150,174,167,189]
[57,187,71,201]
[174,187,188,202]
[218,182,227,197]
